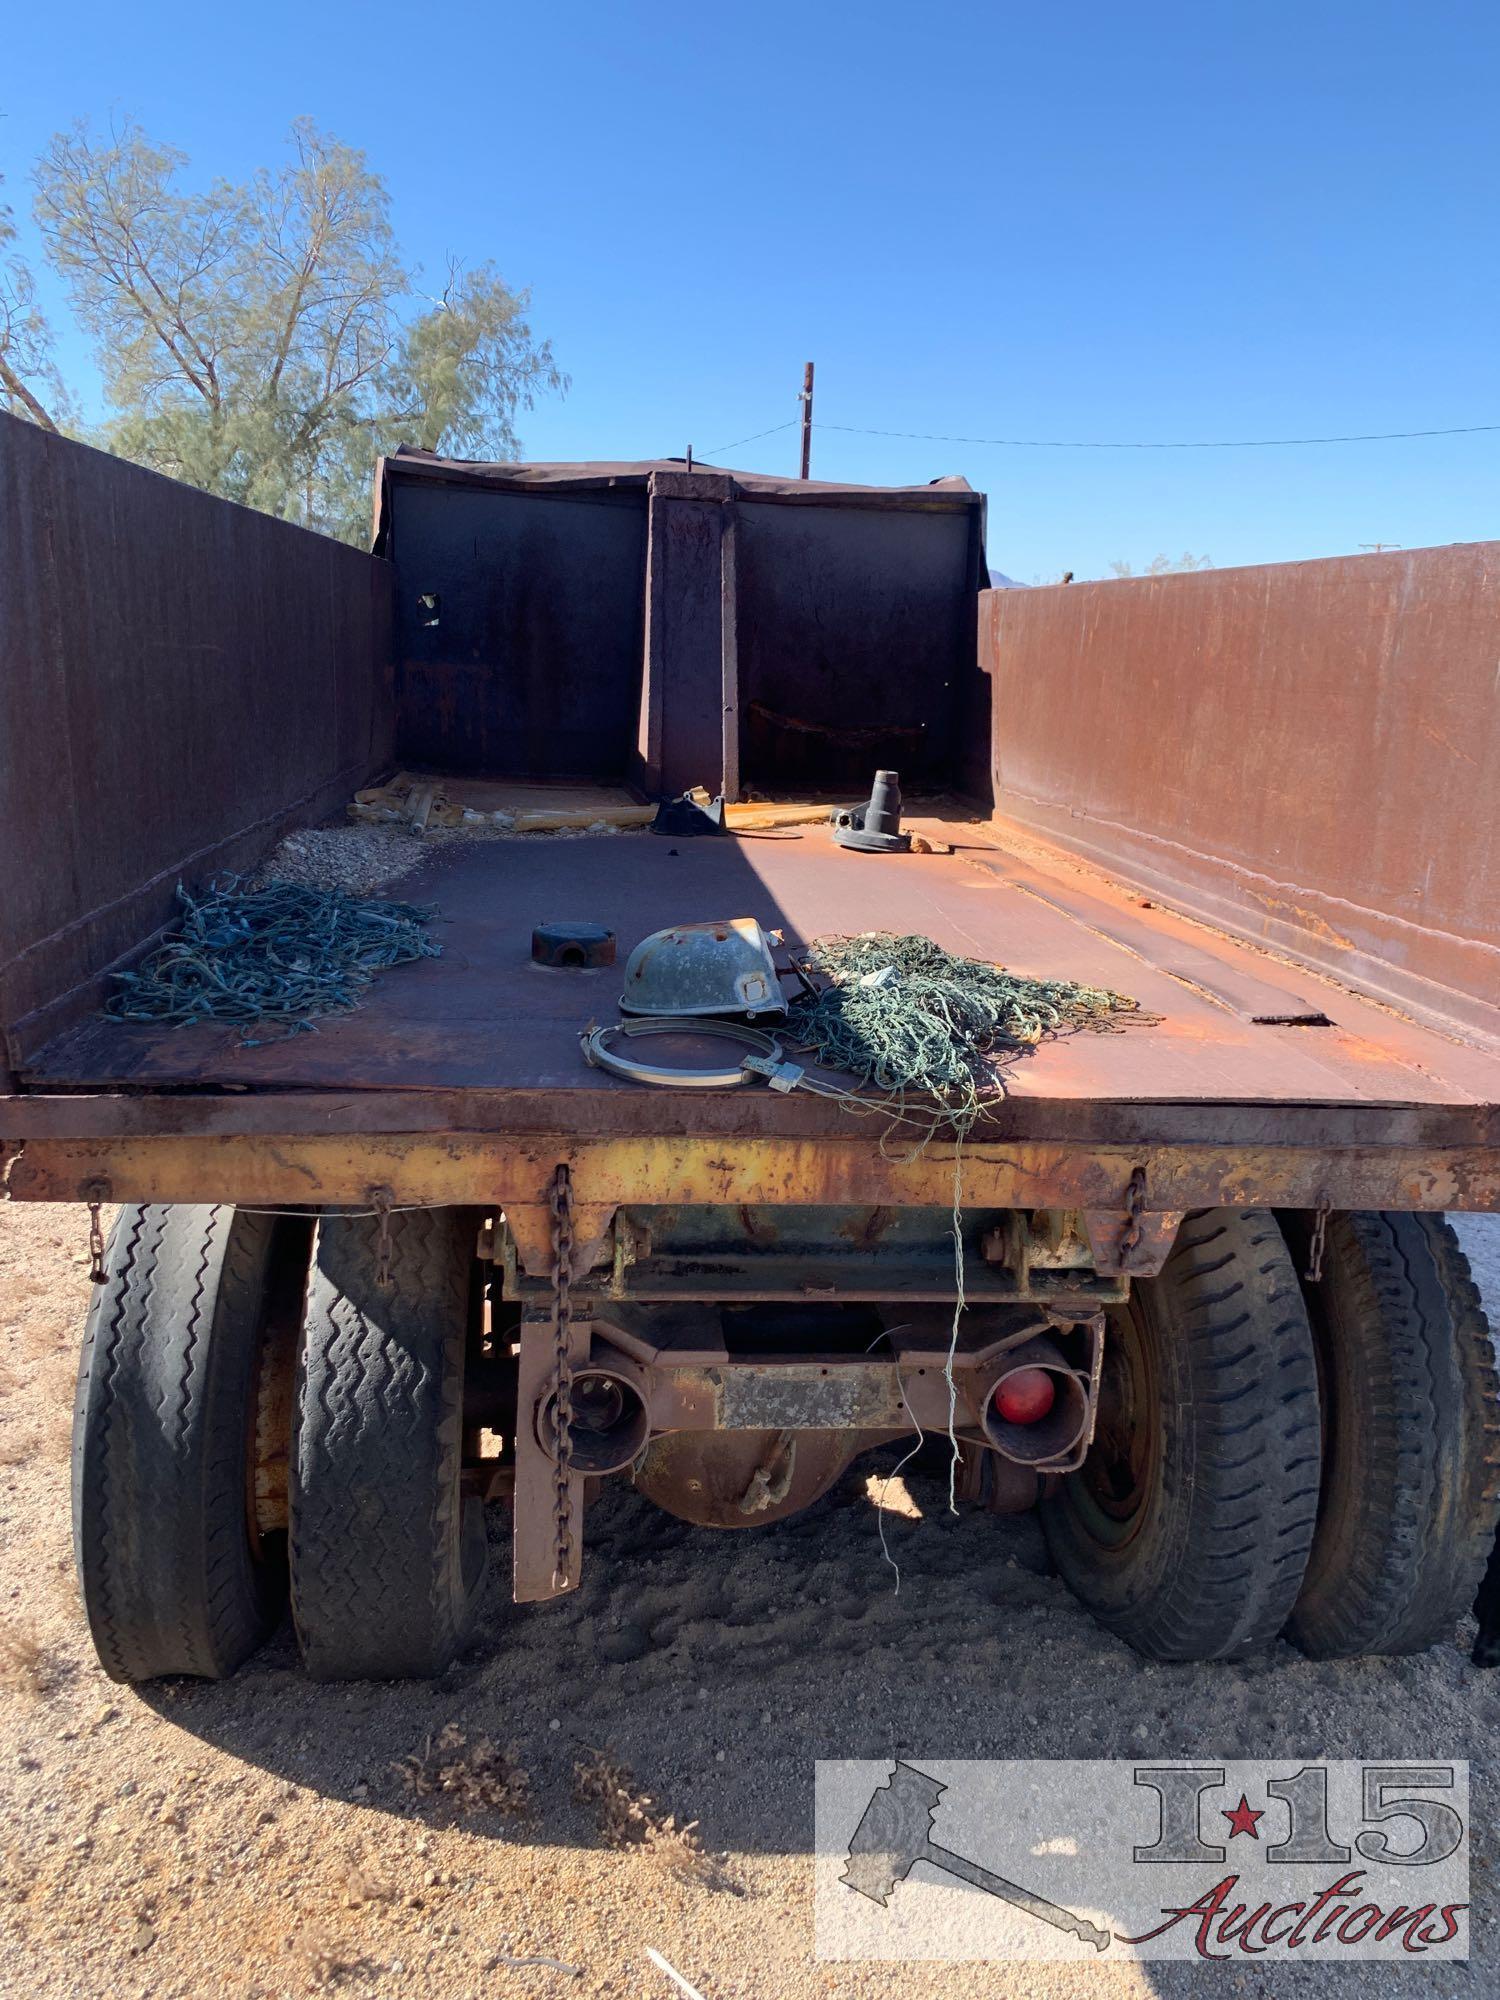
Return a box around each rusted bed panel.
[9,817,1498,1211]
[390,481,648,782]
[0,413,395,1084]
[734,498,981,795]
[981,543,1500,1039]
[15,815,1500,1139]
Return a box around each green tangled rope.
[106,876,441,1043]
[786,931,1141,1136]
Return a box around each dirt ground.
[1,1203,1497,2000]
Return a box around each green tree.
[0,169,67,429]
[30,117,565,540]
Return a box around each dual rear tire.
[74,1203,487,1682]
[1040,1208,1500,1661]
[1041,1209,1322,1660]
[1282,1210,1500,1658]
[72,1202,1500,1678]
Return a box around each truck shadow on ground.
[139,1449,1497,1873]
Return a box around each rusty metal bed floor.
[18,816,1500,1146]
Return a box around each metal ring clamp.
[580,1016,786,1090]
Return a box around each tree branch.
[0,351,60,430]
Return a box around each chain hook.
[86,1202,107,1286]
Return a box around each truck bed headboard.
[374,452,993,805]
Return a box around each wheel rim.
[244,1215,314,1561]
[1070,1296,1160,1550]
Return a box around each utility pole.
[1359,543,1401,553]
[799,361,815,479]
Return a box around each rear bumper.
[6,1125,1498,1215]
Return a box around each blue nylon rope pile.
[106,875,441,1043]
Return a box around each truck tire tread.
[290,1207,483,1680]
[1286,1212,1500,1658]
[1043,1209,1321,1661]
[72,1204,289,1683]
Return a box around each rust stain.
[5,1131,1497,1215]
[837,1205,897,1247]
[1416,719,1478,767]
[1256,895,1357,953]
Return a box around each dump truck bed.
[8,812,1498,1190]
[4,422,1496,1216]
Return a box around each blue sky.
[5,0,1497,579]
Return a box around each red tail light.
[992,1368,1057,1426]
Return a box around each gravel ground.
[1,1206,1497,2000]
[256,822,645,898]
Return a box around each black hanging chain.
[1117,1165,1148,1269]
[1305,1200,1330,1284]
[87,1202,107,1286]
[370,1187,395,1291]
[549,1165,577,1592]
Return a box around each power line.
[814,420,1500,450]
[704,418,799,456]
[699,414,1500,457]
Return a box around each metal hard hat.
[620,918,787,1018]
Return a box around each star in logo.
[1222,1793,1264,1840]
